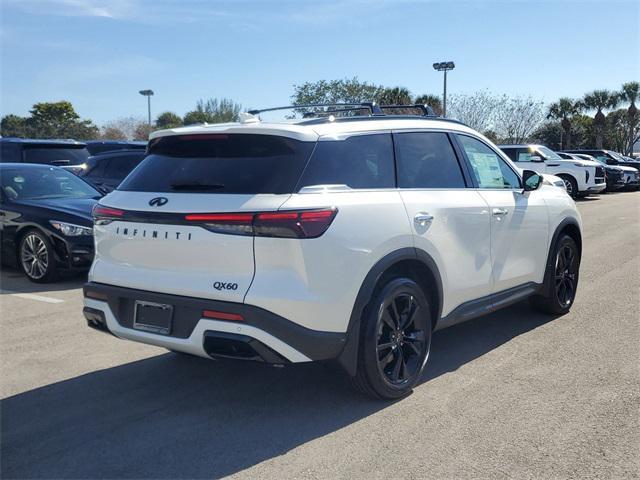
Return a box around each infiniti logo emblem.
[149,197,168,207]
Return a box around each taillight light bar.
[202,309,244,322]
[186,208,337,239]
[93,205,125,225]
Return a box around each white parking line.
[0,290,65,304]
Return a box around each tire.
[558,175,579,199]
[351,277,432,400]
[530,234,580,315]
[18,229,57,283]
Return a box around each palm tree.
[619,81,639,155]
[547,98,581,149]
[582,90,619,148]
[414,94,443,116]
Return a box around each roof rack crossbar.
[379,104,437,116]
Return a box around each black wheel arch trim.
[337,247,443,377]
[539,217,582,298]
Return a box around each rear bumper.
[82,282,346,364]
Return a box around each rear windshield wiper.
[170,182,225,191]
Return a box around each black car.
[564,149,640,172]
[0,163,101,282]
[80,149,146,193]
[0,138,90,175]
[85,140,147,156]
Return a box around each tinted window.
[1,167,99,200]
[1,143,21,162]
[458,135,521,189]
[517,148,538,162]
[500,148,517,162]
[22,146,89,165]
[297,134,394,190]
[119,134,314,194]
[394,132,465,188]
[104,154,144,179]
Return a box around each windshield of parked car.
[23,145,90,166]
[537,146,563,161]
[1,167,100,200]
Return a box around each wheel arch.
[336,247,443,376]
[539,217,582,297]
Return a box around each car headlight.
[49,221,93,236]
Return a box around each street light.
[432,61,455,117]
[139,89,154,126]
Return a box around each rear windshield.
[119,134,314,194]
[23,145,90,166]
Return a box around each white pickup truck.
[499,144,606,197]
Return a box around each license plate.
[133,300,173,335]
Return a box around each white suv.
[499,144,606,197]
[83,105,582,399]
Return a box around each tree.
[155,111,183,129]
[447,90,499,133]
[546,98,581,149]
[1,114,30,137]
[291,77,383,109]
[100,117,148,140]
[376,87,412,106]
[414,94,443,116]
[531,121,563,150]
[582,90,619,148]
[133,122,154,141]
[100,126,128,140]
[27,101,99,140]
[183,98,242,125]
[493,95,545,144]
[619,81,639,154]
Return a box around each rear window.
[297,134,395,190]
[119,134,314,194]
[23,145,89,165]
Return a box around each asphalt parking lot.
[1,191,638,479]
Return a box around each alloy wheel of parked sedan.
[19,231,55,282]
[376,292,427,386]
[555,243,578,307]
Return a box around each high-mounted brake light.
[185,208,338,238]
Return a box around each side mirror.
[523,170,543,192]
[529,155,544,163]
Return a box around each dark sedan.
[0,163,101,282]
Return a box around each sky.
[1,0,638,126]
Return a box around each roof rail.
[248,103,385,116]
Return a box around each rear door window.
[297,134,395,190]
[119,134,314,194]
[394,132,466,188]
[104,154,144,180]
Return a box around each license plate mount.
[133,300,173,335]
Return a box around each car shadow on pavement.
[0,266,86,294]
[0,301,555,479]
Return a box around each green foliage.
[155,111,183,129]
[376,87,412,106]
[1,114,29,137]
[100,126,128,140]
[414,94,443,115]
[183,98,242,125]
[291,77,383,106]
[0,101,98,140]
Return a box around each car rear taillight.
[202,309,244,321]
[93,205,125,224]
[185,208,337,239]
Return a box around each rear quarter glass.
[118,134,314,194]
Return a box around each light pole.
[139,89,154,126]
[432,61,455,117]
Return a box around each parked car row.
[498,145,639,197]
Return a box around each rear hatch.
[91,132,315,302]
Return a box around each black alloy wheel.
[554,243,578,307]
[352,277,432,399]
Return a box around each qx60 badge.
[149,197,168,207]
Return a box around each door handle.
[492,208,509,216]
[414,213,434,226]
